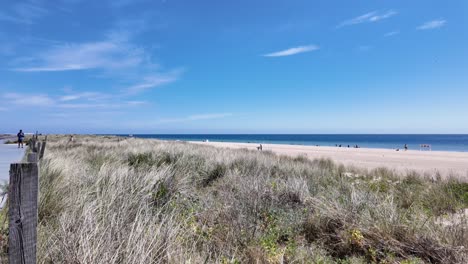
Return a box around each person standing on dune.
[17,129,24,148]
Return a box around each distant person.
[347,145,350,148]
[257,144,263,151]
[17,129,25,148]
[69,135,74,143]
[404,144,408,151]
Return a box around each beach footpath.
[0,139,25,185]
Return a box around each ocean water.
[119,134,468,152]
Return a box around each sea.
[117,134,468,152]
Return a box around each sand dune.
[190,141,468,178]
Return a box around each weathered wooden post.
[9,163,39,264]
[27,153,38,163]
[30,138,38,153]
[35,142,41,154]
[39,141,46,160]
[29,138,35,153]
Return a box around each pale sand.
[190,141,468,179]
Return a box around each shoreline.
[183,139,466,154]
[126,134,468,153]
[188,140,468,178]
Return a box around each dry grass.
[3,135,468,263]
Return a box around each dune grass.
[3,135,468,263]
[3,135,33,145]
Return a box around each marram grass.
[3,135,467,263]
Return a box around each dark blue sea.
[116,134,468,152]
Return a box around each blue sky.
[1,0,467,134]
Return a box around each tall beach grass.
[3,135,467,263]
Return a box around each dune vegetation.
[4,135,468,263]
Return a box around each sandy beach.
[190,141,468,178]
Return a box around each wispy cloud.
[56,101,144,109]
[384,31,400,37]
[159,113,233,123]
[0,13,29,24]
[14,2,48,21]
[126,70,182,94]
[189,113,233,120]
[14,40,144,72]
[3,93,54,106]
[11,18,182,95]
[263,45,319,57]
[2,91,147,110]
[58,92,104,102]
[13,18,155,73]
[417,19,446,30]
[0,2,48,24]
[337,10,397,28]
[110,0,149,8]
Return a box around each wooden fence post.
[27,153,38,163]
[30,139,37,153]
[39,141,46,160]
[8,163,39,264]
[29,138,35,153]
[35,142,41,154]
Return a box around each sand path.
[0,139,26,183]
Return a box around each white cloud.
[3,93,54,106]
[188,113,233,120]
[58,92,104,102]
[384,31,400,37]
[56,101,144,109]
[159,113,233,123]
[417,19,446,30]
[263,45,319,57]
[111,0,149,8]
[14,40,144,72]
[14,3,48,21]
[0,2,48,24]
[2,91,147,110]
[11,19,182,95]
[126,70,182,94]
[0,13,29,24]
[338,10,397,28]
[126,100,147,106]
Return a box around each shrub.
[128,152,154,167]
[201,164,227,187]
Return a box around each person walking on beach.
[17,129,25,148]
[404,144,408,151]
